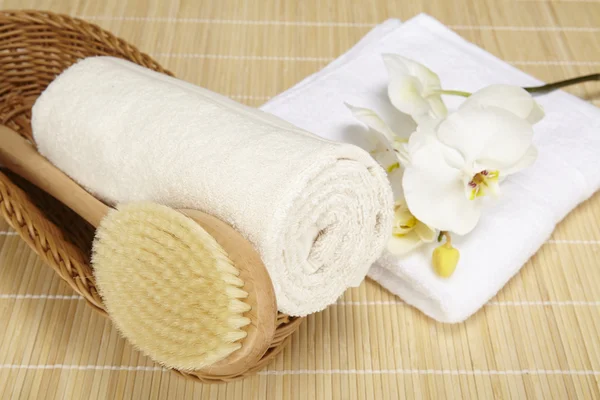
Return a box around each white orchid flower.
[345,103,409,172]
[388,198,437,255]
[460,84,545,124]
[383,54,447,123]
[346,103,436,254]
[402,106,537,235]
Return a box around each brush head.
[92,202,252,371]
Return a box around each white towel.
[31,56,394,317]
[262,14,600,322]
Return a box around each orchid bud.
[432,233,459,278]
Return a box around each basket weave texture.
[0,10,302,383]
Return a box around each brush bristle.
[92,202,252,371]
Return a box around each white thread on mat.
[548,239,600,244]
[2,234,589,241]
[0,294,83,300]
[511,61,600,66]
[232,96,597,105]
[448,25,600,32]
[258,369,600,375]
[489,301,600,306]
[153,53,334,62]
[150,53,597,66]
[0,365,597,375]
[75,16,599,32]
[335,300,406,306]
[2,295,597,306]
[228,95,272,101]
[335,300,600,306]
[0,364,167,371]
[76,16,376,27]
[516,0,600,3]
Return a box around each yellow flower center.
[468,170,499,200]
[392,203,418,236]
[386,162,400,173]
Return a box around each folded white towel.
[262,14,600,322]
[32,56,393,317]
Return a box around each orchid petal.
[382,54,442,93]
[387,230,424,255]
[414,222,437,242]
[388,75,431,117]
[460,84,544,124]
[485,177,501,197]
[527,102,545,125]
[387,168,405,199]
[427,95,448,119]
[370,150,400,173]
[501,145,538,175]
[345,103,397,154]
[403,139,482,235]
[406,120,438,154]
[436,107,534,169]
[382,53,411,76]
[392,141,411,167]
[383,54,447,121]
[409,119,466,171]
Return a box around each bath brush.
[0,125,277,375]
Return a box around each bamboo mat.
[1,0,599,398]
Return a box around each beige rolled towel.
[32,56,394,316]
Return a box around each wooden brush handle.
[0,125,109,227]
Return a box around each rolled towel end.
[266,149,394,316]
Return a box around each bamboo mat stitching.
[147,54,600,66]
[2,294,599,306]
[75,16,600,31]
[0,365,599,376]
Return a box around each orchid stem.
[437,231,452,245]
[523,73,600,94]
[439,73,599,99]
[437,89,472,97]
[442,231,452,247]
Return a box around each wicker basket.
[0,10,303,383]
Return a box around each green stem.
[523,73,600,94]
[436,89,472,97]
[442,231,452,247]
[437,73,599,99]
[437,231,445,242]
